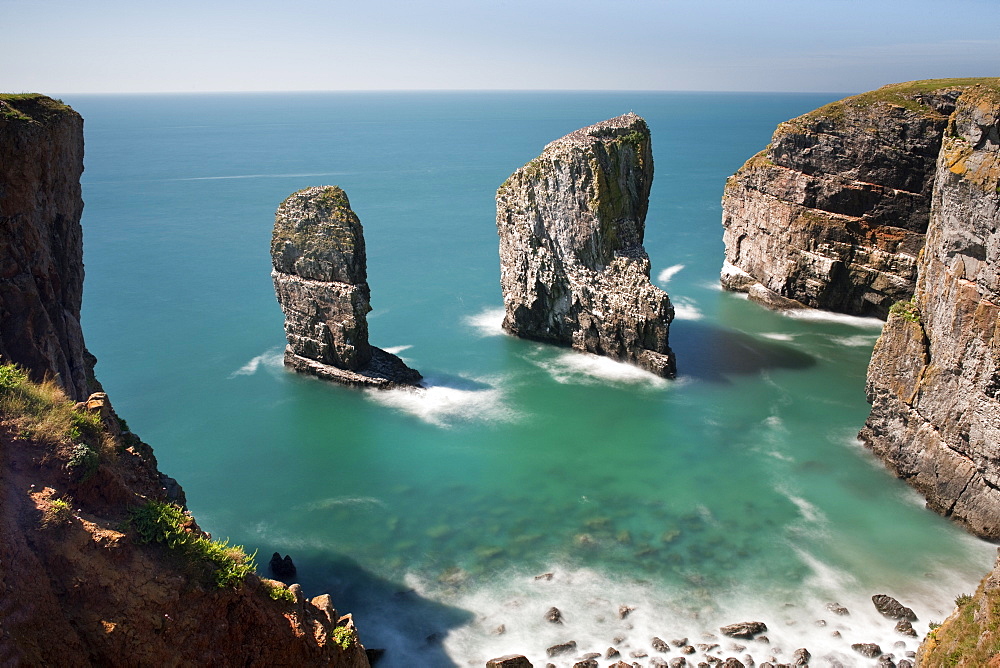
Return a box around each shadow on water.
[284,551,473,668]
[670,320,816,382]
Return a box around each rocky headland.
[720,80,990,316]
[496,113,676,377]
[0,94,370,666]
[272,185,421,388]
[859,81,1000,540]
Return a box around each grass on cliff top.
[0,93,73,122]
[0,363,103,447]
[922,588,1000,666]
[129,500,257,589]
[785,77,1000,128]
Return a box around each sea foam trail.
[364,374,519,428]
[382,344,413,355]
[464,307,506,337]
[657,263,685,284]
[671,296,704,320]
[172,171,349,181]
[527,350,670,389]
[783,309,885,329]
[230,348,285,377]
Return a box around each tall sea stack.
[496,113,676,377]
[721,81,968,316]
[271,186,421,388]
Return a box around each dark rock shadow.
[669,320,816,383]
[282,551,474,668]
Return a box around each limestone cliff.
[272,186,421,388]
[0,95,370,666]
[0,94,93,400]
[496,113,675,377]
[860,82,1000,539]
[721,80,994,316]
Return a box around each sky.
[2,0,998,94]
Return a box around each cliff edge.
[860,81,1000,539]
[0,95,370,666]
[496,113,676,377]
[721,80,994,316]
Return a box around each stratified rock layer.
[0,95,93,400]
[721,80,984,317]
[272,186,421,388]
[860,82,1000,538]
[496,113,675,377]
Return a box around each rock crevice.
[496,113,675,377]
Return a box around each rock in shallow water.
[271,186,421,388]
[496,113,675,377]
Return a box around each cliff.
[272,186,421,388]
[918,550,1000,666]
[0,95,370,666]
[860,81,1000,539]
[721,79,995,316]
[496,113,676,377]
[0,94,93,400]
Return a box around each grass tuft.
[129,500,256,588]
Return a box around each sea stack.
[721,80,969,316]
[271,186,421,388]
[860,82,1000,538]
[496,113,676,377]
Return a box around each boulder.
[719,622,767,639]
[872,594,917,621]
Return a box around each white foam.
[672,296,704,321]
[364,374,519,428]
[463,307,506,337]
[429,561,970,668]
[230,348,284,377]
[759,332,795,342]
[830,334,880,347]
[382,344,413,355]
[529,350,670,389]
[657,263,685,284]
[783,309,885,330]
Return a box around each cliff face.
[496,113,676,377]
[272,186,421,388]
[860,82,1000,539]
[0,96,370,666]
[721,81,984,316]
[0,95,92,400]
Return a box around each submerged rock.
[271,186,421,388]
[496,113,676,377]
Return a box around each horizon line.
[33,87,859,97]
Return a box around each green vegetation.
[0,362,103,448]
[784,78,1000,130]
[261,578,296,603]
[0,93,72,122]
[921,584,1000,666]
[315,185,351,210]
[331,625,356,650]
[39,496,74,529]
[129,500,256,588]
[889,297,921,323]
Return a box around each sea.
[65,91,994,666]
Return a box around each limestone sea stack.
[721,80,974,316]
[271,186,421,388]
[860,82,1000,538]
[496,113,676,377]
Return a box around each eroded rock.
[496,113,675,377]
[272,186,421,388]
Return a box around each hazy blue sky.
[4,0,998,94]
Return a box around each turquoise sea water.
[68,92,993,666]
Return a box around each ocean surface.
[67,92,993,666]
